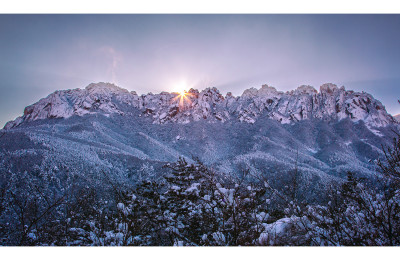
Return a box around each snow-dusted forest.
[1,134,399,246]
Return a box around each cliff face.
[4,82,395,129]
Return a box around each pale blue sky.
[1,14,400,127]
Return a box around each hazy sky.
[1,14,400,127]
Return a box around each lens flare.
[171,82,194,109]
[172,89,193,109]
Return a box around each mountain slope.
[0,82,398,202]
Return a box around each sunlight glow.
[173,82,188,95]
[171,82,193,109]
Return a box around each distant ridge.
[4,82,396,129]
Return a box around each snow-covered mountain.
[1,82,398,202]
[4,82,395,129]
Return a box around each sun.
[171,82,193,109]
[173,82,188,95]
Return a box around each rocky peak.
[86,82,122,91]
[242,87,259,98]
[320,83,343,94]
[199,87,224,103]
[188,88,200,95]
[242,84,281,98]
[258,84,280,96]
[294,85,318,95]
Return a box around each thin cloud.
[98,46,122,84]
